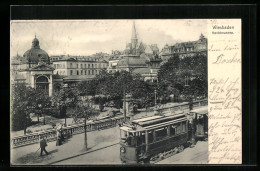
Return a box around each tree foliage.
[51,86,80,117]
[76,70,156,108]
[158,53,207,100]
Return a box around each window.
[77,71,79,75]
[182,121,186,132]
[77,64,78,68]
[85,70,87,75]
[70,63,72,68]
[81,64,83,68]
[88,70,90,75]
[70,70,73,75]
[92,64,94,68]
[170,125,176,136]
[156,127,167,139]
[81,70,83,75]
[88,64,90,68]
[176,123,182,134]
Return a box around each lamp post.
[38,104,45,125]
[63,83,69,127]
[154,79,159,115]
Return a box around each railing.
[11,115,130,148]
[157,99,208,115]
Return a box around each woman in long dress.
[56,128,62,146]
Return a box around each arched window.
[36,76,49,94]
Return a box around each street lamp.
[154,79,159,115]
[63,83,69,127]
[38,103,45,125]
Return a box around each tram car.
[119,112,190,163]
[119,106,208,164]
[188,106,208,141]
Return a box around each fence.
[11,115,129,148]
[156,99,208,115]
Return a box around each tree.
[158,53,207,101]
[34,89,51,124]
[51,86,79,126]
[11,83,35,133]
[72,100,99,150]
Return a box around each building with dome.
[11,36,56,96]
[11,36,109,96]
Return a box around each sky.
[10,19,208,57]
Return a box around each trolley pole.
[123,89,126,123]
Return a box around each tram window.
[136,132,145,145]
[170,126,176,136]
[148,131,154,143]
[176,123,182,134]
[156,127,167,138]
[182,121,186,132]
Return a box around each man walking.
[40,136,49,156]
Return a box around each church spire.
[131,21,138,41]
[131,21,138,55]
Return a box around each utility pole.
[123,89,126,123]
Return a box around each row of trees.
[76,70,157,108]
[11,82,99,133]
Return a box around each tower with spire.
[131,21,138,54]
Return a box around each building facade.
[11,36,55,96]
[160,33,207,61]
[52,58,108,77]
[11,36,109,96]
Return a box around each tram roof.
[190,106,208,115]
[132,113,187,127]
[120,116,187,132]
[133,115,163,123]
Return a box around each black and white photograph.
[10,19,210,165]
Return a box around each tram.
[189,106,208,141]
[119,112,190,163]
[119,106,208,164]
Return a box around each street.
[11,124,208,165]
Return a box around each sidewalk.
[11,126,120,165]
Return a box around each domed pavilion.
[12,36,55,96]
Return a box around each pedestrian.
[60,125,65,141]
[40,136,49,156]
[56,128,62,146]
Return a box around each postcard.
[10,19,241,165]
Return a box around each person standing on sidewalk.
[56,128,62,146]
[40,136,49,156]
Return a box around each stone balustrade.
[157,99,208,114]
[11,115,129,148]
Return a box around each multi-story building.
[11,36,109,96]
[160,33,207,61]
[52,58,108,76]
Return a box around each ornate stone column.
[49,74,53,97]
[31,74,35,88]
[125,94,134,120]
